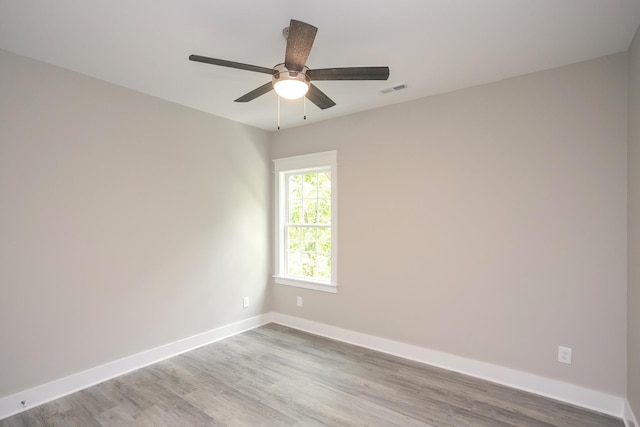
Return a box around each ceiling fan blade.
[284,20,318,72]
[189,55,275,75]
[306,84,336,110]
[234,82,274,102]
[309,67,390,81]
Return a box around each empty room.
[1,1,640,426]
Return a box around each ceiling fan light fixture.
[274,79,309,99]
[273,65,310,99]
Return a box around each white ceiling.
[1,0,639,131]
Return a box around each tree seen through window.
[286,170,331,280]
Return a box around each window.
[274,151,337,293]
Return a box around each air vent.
[380,83,407,94]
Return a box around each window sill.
[273,276,338,293]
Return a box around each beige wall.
[0,49,271,397]
[271,54,628,395]
[629,25,640,416]
[0,44,631,403]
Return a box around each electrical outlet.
[558,346,572,364]
[243,297,249,308]
[297,296,303,307]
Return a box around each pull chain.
[277,95,308,130]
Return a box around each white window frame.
[273,150,338,293]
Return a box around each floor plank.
[0,323,623,426]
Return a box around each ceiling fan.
[189,19,390,110]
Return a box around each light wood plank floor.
[0,323,623,426]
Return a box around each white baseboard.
[270,313,625,418]
[625,399,639,427]
[0,314,271,421]
[1,312,627,422]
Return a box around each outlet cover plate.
[558,346,572,364]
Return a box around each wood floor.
[0,323,623,427]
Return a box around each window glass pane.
[317,254,331,280]
[288,174,302,199]
[287,227,301,277]
[287,251,302,277]
[318,171,331,198]
[303,173,318,199]
[301,251,317,278]
[288,226,301,252]
[318,198,331,224]
[317,227,331,253]
[302,228,317,253]
[289,200,303,223]
[303,199,318,223]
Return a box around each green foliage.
[287,171,331,225]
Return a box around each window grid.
[284,169,331,281]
